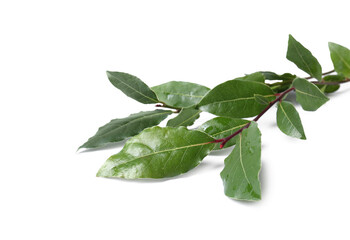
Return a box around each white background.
[1,1,350,239]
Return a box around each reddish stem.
[213,87,295,148]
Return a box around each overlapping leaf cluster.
[79,35,350,201]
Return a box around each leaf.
[277,101,306,139]
[287,35,322,81]
[220,122,261,201]
[234,72,265,83]
[79,110,172,149]
[198,80,275,118]
[328,42,350,78]
[292,78,329,111]
[151,81,210,108]
[198,117,250,150]
[107,71,158,104]
[260,71,296,81]
[254,94,270,105]
[166,108,201,127]
[97,127,214,178]
[319,75,345,93]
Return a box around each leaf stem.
[305,70,335,79]
[210,76,350,149]
[155,103,181,112]
[211,87,296,148]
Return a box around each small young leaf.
[328,42,350,78]
[287,35,322,81]
[292,78,329,111]
[220,122,261,201]
[198,117,250,150]
[277,101,306,140]
[198,80,275,118]
[260,71,296,81]
[254,94,270,105]
[79,110,172,150]
[167,108,201,127]
[151,81,210,108]
[234,72,265,83]
[107,71,159,104]
[97,127,214,178]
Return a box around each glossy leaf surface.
[328,42,350,78]
[151,81,210,108]
[167,108,201,127]
[79,110,172,149]
[198,80,275,118]
[199,117,250,150]
[107,71,158,104]
[277,101,306,139]
[292,78,329,111]
[220,122,261,201]
[97,127,214,178]
[287,35,322,81]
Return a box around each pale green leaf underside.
[287,35,322,81]
[97,127,214,179]
[329,42,350,78]
[107,71,159,104]
[220,122,262,201]
[151,81,210,108]
[277,101,306,140]
[198,117,250,150]
[79,110,172,149]
[292,78,329,111]
[167,108,201,127]
[198,80,275,118]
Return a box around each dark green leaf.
[166,108,201,127]
[254,94,270,105]
[198,80,275,118]
[79,110,172,150]
[292,78,329,111]
[328,42,350,78]
[260,71,296,81]
[277,101,306,140]
[107,71,158,104]
[287,35,322,81]
[198,117,250,150]
[220,122,261,201]
[318,75,345,93]
[97,127,214,178]
[234,72,265,83]
[151,81,210,108]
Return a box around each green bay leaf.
[97,127,214,179]
[234,72,265,83]
[328,42,350,78]
[260,71,296,81]
[198,117,250,150]
[107,71,158,104]
[151,81,210,108]
[167,108,201,127]
[319,75,345,93]
[292,78,329,111]
[277,101,306,140]
[220,122,262,201]
[198,80,275,118]
[287,35,322,81]
[79,110,172,150]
